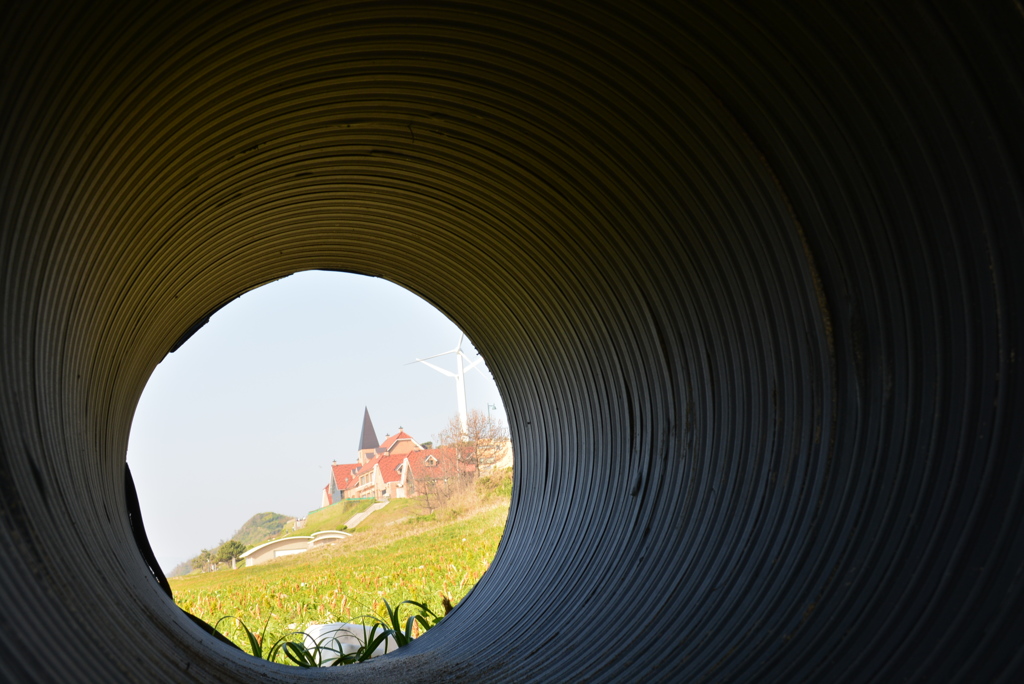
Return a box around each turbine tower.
[411,334,483,436]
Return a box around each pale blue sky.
[127,270,504,572]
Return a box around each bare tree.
[433,409,509,476]
[417,455,462,513]
[415,410,509,513]
[411,444,468,511]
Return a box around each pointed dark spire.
[358,407,379,450]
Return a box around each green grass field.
[170,483,509,655]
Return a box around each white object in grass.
[303,622,399,666]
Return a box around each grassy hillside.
[170,477,510,655]
[232,512,294,547]
[353,497,423,531]
[284,499,375,537]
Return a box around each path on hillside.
[345,500,388,529]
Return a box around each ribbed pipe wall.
[2,1,1023,682]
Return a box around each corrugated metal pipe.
[1,1,1022,681]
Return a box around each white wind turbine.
[411,334,483,437]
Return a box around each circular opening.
[127,270,512,665]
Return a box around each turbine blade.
[414,358,457,377]
[410,349,455,363]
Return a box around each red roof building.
[377,430,422,455]
[406,448,476,482]
[328,461,362,503]
[326,410,475,503]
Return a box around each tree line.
[167,511,293,577]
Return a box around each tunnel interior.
[1,1,1023,682]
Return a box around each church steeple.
[357,407,379,464]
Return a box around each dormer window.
[395,464,404,474]
[425,455,438,467]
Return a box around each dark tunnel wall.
[2,1,1023,681]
